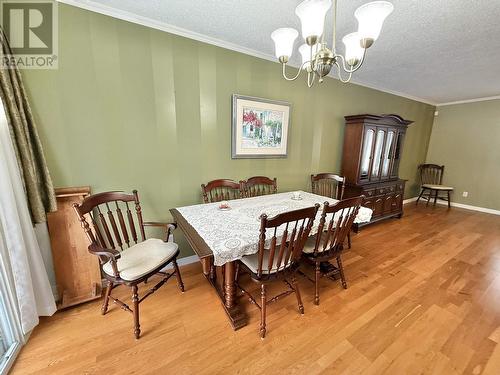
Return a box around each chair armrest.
[143,221,177,242]
[88,243,121,277]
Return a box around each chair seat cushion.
[240,249,291,275]
[303,232,331,254]
[303,236,320,254]
[103,238,178,281]
[422,184,454,191]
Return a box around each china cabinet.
[341,114,413,229]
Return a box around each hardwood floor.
[11,205,500,374]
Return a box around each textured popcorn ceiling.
[63,0,500,104]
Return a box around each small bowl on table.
[218,200,231,210]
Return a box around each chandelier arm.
[282,62,308,81]
[335,61,353,83]
[307,70,316,87]
[336,48,367,74]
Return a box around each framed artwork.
[231,94,291,159]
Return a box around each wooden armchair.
[73,190,184,339]
[301,196,363,305]
[242,176,277,197]
[236,204,319,338]
[416,164,453,207]
[311,173,352,249]
[201,179,244,203]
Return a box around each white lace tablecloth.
[176,191,372,266]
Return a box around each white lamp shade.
[295,0,332,40]
[271,28,299,59]
[355,1,393,41]
[342,32,364,65]
[299,43,320,69]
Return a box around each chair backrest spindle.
[418,164,445,185]
[255,204,319,279]
[311,173,346,200]
[115,202,130,247]
[201,179,244,203]
[73,191,147,260]
[243,176,278,198]
[133,190,146,241]
[309,196,363,257]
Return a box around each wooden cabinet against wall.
[47,187,102,309]
[341,114,413,229]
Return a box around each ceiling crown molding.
[437,95,500,107]
[57,0,438,106]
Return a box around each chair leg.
[314,262,320,306]
[426,190,431,206]
[101,281,113,315]
[260,284,266,339]
[447,190,451,208]
[416,189,425,205]
[235,263,240,281]
[433,190,438,206]
[132,285,140,339]
[337,256,347,289]
[172,259,185,293]
[291,276,304,314]
[347,231,352,249]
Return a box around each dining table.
[170,190,373,330]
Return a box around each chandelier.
[271,0,393,87]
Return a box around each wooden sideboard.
[341,114,413,229]
[47,186,102,309]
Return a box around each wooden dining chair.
[242,176,277,197]
[236,204,319,338]
[302,196,363,305]
[416,164,454,208]
[73,190,184,339]
[201,179,244,203]
[311,173,345,200]
[310,173,352,249]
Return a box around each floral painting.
[241,108,284,148]
[232,95,291,158]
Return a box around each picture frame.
[231,94,291,159]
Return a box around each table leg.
[220,261,247,330]
[200,257,211,276]
[224,262,236,308]
[170,211,247,330]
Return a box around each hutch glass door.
[360,127,375,181]
[370,128,386,181]
[390,131,405,178]
[381,130,395,179]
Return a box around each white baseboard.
[176,254,200,267]
[403,197,418,204]
[162,254,199,270]
[434,200,500,216]
[404,196,500,216]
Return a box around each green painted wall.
[427,99,500,210]
[22,4,435,257]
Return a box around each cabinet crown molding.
[344,114,413,127]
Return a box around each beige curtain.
[0,29,56,223]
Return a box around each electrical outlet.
[462,191,468,198]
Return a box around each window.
[0,229,23,375]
